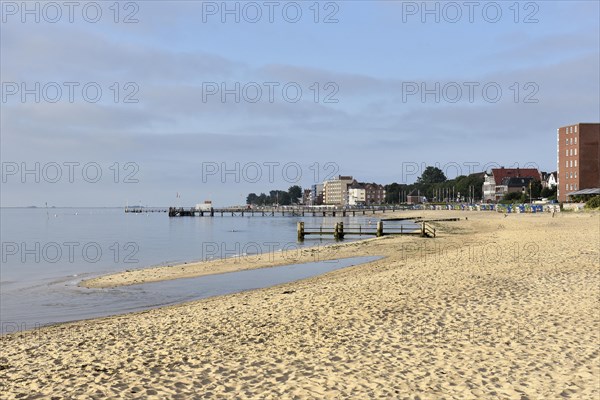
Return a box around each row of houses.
[300,123,598,206]
[482,122,599,203]
[482,168,548,202]
[304,176,386,206]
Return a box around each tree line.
[385,166,485,203]
[246,185,303,206]
[245,167,556,205]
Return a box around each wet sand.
[1,210,599,399]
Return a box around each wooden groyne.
[414,217,462,222]
[297,221,435,241]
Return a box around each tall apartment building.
[557,123,600,202]
[310,184,324,205]
[323,176,354,206]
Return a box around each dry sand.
[1,210,599,399]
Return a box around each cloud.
[1,2,598,205]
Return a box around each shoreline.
[3,255,384,336]
[80,235,388,289]
[2,210,599,399]
[76,209,573,289]
[80,213,423,289]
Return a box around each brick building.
[348,182,386,206]
[557,123,600,202]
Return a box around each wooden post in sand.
[297,222,305,241]
[376,221,384,237]
[334,222,344,240]
[421,221,425,236]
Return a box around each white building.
[542,171,558,188]
[348,187,366,206]
[482,173,498,202]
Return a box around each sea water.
[0,207,411,331]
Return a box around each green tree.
[270,190,291,205]
[503,192,522,202]
[454,174,485,201]
[257,193,268,205]
[529,180,542,199]
[541,186,557,198]
[385,183,400,203]
[585,195,600,209]
[417,166,447,185]
[246,193,258,205]
[288,185,302,203]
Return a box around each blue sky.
[1,0,599,206]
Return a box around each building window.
[575,173,577,178]
[575,160,577,167]
[566,149,569,156]
[574,149,577,155]
[575,125,577,132]
[575,137,577,144]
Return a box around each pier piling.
[333,222,344,240]
[376,221,384,237]
[297,222,305,241]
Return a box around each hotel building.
[323,176,354,206]
[557,123,600,202]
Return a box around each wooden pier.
[297,221,436,241]
[160,206,409,218]
[125,207,167,213]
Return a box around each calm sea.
[0,207,407,332]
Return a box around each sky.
[1,0,599,207]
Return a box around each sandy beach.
[1,210,599,399]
